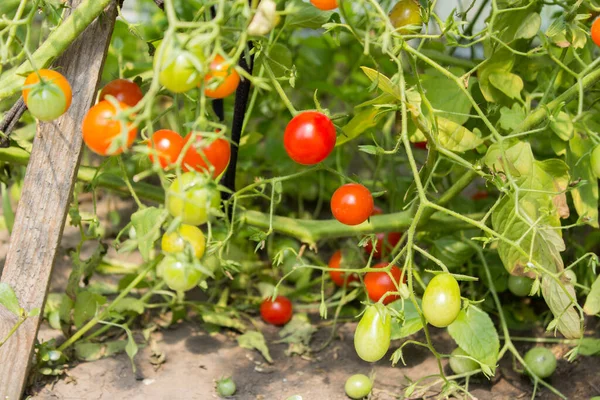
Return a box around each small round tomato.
[82,100,137,156]
[158,256,203,292]
[23,69,72,121]
[564,269,577,285]
[154,36,205,93]
[331,183,374,226]
[364,263,405,305]
[471,190,489,201]
[310,0,337,10]
[216,377,236,397]
[591,145,600,179]
[204,55,240,99]
[328,250,359,287]
[99,79,143,107]
[260,296,293,325]
[508,275,534,297]
[354,304,391,362]
[284,111,336,165]
[524,347,557,379]
[449,348,479,375]
[148,129,185,168]
[166,172,221,226]
[162,224,206,259]
[413,141,428,150]
[344,374,372,400]
[592,18,600,47]
[422,273,461,328]
[389,0,423,34]
[182,132,231,177]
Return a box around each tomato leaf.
[124,326,139,372]
[0,282,21,316]
[542,276,581,339]
[430,237,476,268]
[73,291,106,329]
[113,297,145,315]
[75,340,127,361]
[488,71,524,100]
[276,314,316,356]
[337,107,383,147]
[515,13,541,40]
[498,104,526,132]
[360,67,401,99]
[202,311,247,332]
[577,338,600,356]
[447,306,499,375]
[390,299,423,340]
[285,0,333,29]
[435,117,483,152]
[584,274,600,316]
[131,207,168,262]
[568,133,599,228]
[237,330,273,363]
[419,68,473,125]
[550,111,574,141]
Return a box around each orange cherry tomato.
[310,0,338,10]
[592,18,600,47]
[182,132,231,177]
[331,183,374,226]
[23,69,72,121]
[148,129,185,169]
[328,250,359,287]
[204,55,240,99]
[82,100,137,156]
[99,79,144,107]
[23,69,72,110]
[364,263,405,305]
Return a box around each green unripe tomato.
[153,36,206,93]
[157,256,203,292]
[166,172,221,226]
[563,269,577,285]
[216,377,236,397]
[524,347,557,379]
[591,145,600,179]
[27,83,68,121]
[344,374,372,399]
[162,224,206,259]
[422,273,461,328]
[508,275,534,297]
[354,304,391,362]
[389,0,423,34]
[449,348,479,375]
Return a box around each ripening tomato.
[422,273,461,328]
[284,111,336,165]
[162,224,206,259]
[389,0,423,34]
[364,263,405,305]
[524,347,557,379]
[157,256,203,292]
[310,0,337,10]
[204,55,240,99]
[166,172,221,226]
[413,141,428,150]
[591,145,600,178]
[592,18,600,47]
[82,100,137,156]
[153,36,205,93]
[260,296,293,325]
[182,132,231,177]
[23,69,72,121]
[471,190,489,201]
[344,374,372,399]
[99,79,143,107]
[449,348,479,375]
[328,250,359,287]
[508,275,534,297]
[148,129,185,168]
[331,183,374,226]
[354,304,391,362]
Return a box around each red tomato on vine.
[82,100,137,156]
[204,55,240,99]
[260,296,293,325]
[364,263,405,304]
[182,132,231,177]
[331,183,373,226]
[148,129,184,169]
[99,79,143,107]
[310,0,338,10]
[471,190,489,201]
[592,18,600,47]
[328,250,359,287]
[413,141,428,150]
[284,111,336,165]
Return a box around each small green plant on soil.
[1,0,600,398]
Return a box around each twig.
[0,98,27,148]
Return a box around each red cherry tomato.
[284,111,336,165]
[182,132,231,177]
[99,79,144,107]
[471,190,489,201]
[364,263,405,305]
[413,141,428,150]
[260,295,293,325]
[148,129,184,169]
[310,0,338,10]
[592,18,600,47]
[331,183,374,226]
[82,100,137,156]
[328,250,359,287]
[204,55,241,99]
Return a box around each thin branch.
[0,98,26,148]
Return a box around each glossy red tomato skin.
[310,0,338,10]
[592,18,600,47]
[364,263,405,305]
[284,111,336,165]
[82,100,137,156]
[99,79,143,107]
[413,141,428,150]
[331,183,374,226]
[182,132,231,177]
[260,296,293,326]
[204,55,240,99]
[148,129,184,169]
[328,250,359,287]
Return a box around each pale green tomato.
[158,256,203,292]
[524,347,557,379]
[422,273,461,328]
[344,374,372,399]
[508,275,534,297]
[354,304,391,362]
[27,84,67,121]
[166,172,221,226]
[162,224,206,259]
[449,348,479,375]
[153,36,205,93]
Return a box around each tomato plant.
[148,129,185,169]
[22,69,72,121]
[204,55,240,99]
[99,79,143,107]
[524,347,557,379]
[422,273,461,328]
[331,183,374,226]
[283,111,336,165]
[328,250,359,287]
[354,304,391,362]
[182,132,231,177]
[166,172,221,226]
[161,224,206,259]
[260,296,293,326]
[82,100,137,155]
[364,263,404,305]
[344,374,372,399]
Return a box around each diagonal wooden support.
[0,1,118,398]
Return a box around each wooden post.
[0,1,117,398]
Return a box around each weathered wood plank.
[0,1,117,398]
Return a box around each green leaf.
[390,299,423,340]
[568,133,599,228]
[550,111,574,141]
[336,107,383,147]
[498,104,526,132]
[73,291,106,328]
[419,68,473,125]
[131,207,168,262]
[277,314,317,356]
[74,340,127,361]
[515,13,541,39]
[237,331,273,363]
[430,237,476,268]
[578,338,600,356]
[488,71,523,100]
[113,297,145,315]
[360,67,401,99]
[447,306,500,374]
[284,0,333,29]
[542,276,581,339]
[584,274,600,316]
[435,118,483,153]
[202,311,247,332]
[124,326,139,372]
[0,282,20,315]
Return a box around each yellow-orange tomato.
[23,69,72,121]
[204,55,240,99]
[82,100,137,156]
[310,0,338,11]
[592,18,600,47]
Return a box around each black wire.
[210,5,225,122]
